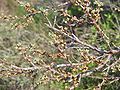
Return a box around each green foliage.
[68,6,83,17]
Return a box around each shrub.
[0,0,120,90]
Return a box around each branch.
[46,24,107,54]
[11,65,40,71]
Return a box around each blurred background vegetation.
[0,0,120,90]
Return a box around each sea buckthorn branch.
[44,54,111,89]
[42,18,119,88]
[103,58,120,72]
[0,0,119,89]
[11,65,39,71]
[46,23,107,54]
[73,0,114,49]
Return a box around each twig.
[46,24,107,54]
